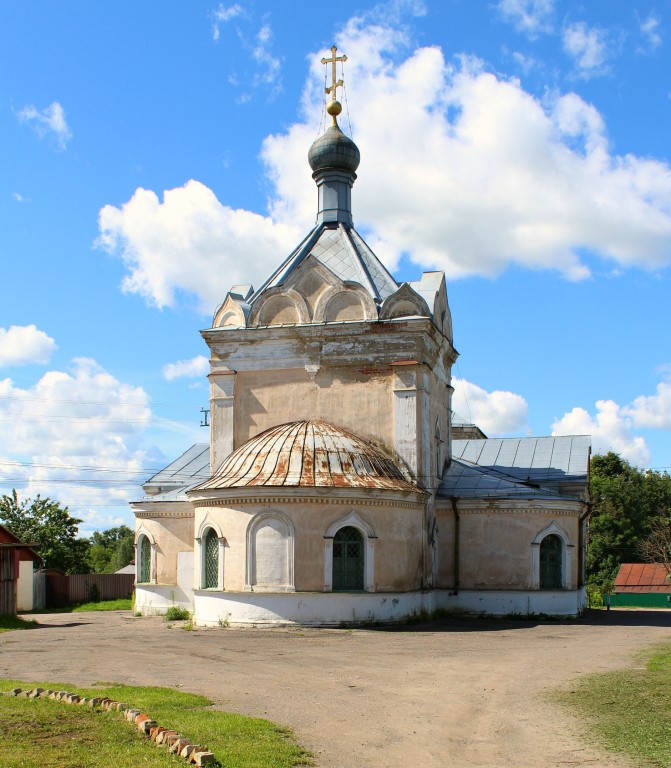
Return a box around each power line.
[0,395,192,407]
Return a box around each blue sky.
[1,0,670,534]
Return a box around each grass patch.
[0,680,312,768]
[24,598,132,614]
[554,641,671,766]
[71,598,132,612]
[0,616,37,633]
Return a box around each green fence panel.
[609,592,671,608]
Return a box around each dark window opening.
[332,526,364,591]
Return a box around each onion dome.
[193,420,415,491]
[308,124,360,175]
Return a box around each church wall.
[193,499,424,593]
[233,367,394,449]
[435,513,456,588]
[442,508,580,590]
[135,513,194,586]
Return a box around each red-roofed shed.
[611,563,671,608]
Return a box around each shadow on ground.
[362,607,671,634]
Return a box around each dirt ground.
[2,609,670,768]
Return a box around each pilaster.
[209,371,236,472]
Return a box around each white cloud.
[17,102,72,150]
[497,0,555,38]
[97,180,300,311]
[252,23,280,87]
[624,378,671,429]
[0,358,158,526]
[12,192,27,203]
[100,12,671,310]
[211,3,243,41]
[0,325,57,367]
[210,5,281,97]
[452,377,529,436]
[562,22,610,77]
[163,355,210,381]
[639,13,662,52]
[552,400,650,467]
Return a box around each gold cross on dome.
[321,45,347,104]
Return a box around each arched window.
[540,534,563,589]
[138,535,151,584]
[203,528,219,589]
[332,526,364,591]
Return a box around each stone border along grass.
[6,687,217,767]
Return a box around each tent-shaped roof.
[250,222,398,307]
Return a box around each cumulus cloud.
[497,0,555,38]
[211,3,243,41]
[0,358,159,530]
[0,325,57,366]
[562,22,610,77]
[452,377,529,436]
[97,180,300,311]
[16,102,72,149]
[163,355,210,381]
[624,378,671,429]
[552,400,650,467]
[100,11,671,310]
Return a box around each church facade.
[132,50,590,625]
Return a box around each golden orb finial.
[326,100,342,118]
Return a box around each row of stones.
[9,688,217,767]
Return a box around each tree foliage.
[0,489,91,574]
[88,525,134,573]
[588,453,671,591]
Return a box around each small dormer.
[212,285,253,329]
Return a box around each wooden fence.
[0,549,16,615]
[39,571,135,607]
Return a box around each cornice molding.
[435,500,584,517]
[192,495,425,510]
[134,511,195,520]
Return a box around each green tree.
[0,489,91,574]
[588,453,671,591]
[88,525,134,573]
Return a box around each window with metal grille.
[203,528,219,589]
[539,534,562,589]
[139,536,151,583]
[332,526,364,591]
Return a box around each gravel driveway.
[2,609,670,767]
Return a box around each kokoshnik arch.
[132,47,591,625]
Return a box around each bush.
[164,605,190,621]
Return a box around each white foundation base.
[134,585,586,625]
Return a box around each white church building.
[132,49,590,626]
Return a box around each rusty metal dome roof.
[194,420,415,491]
